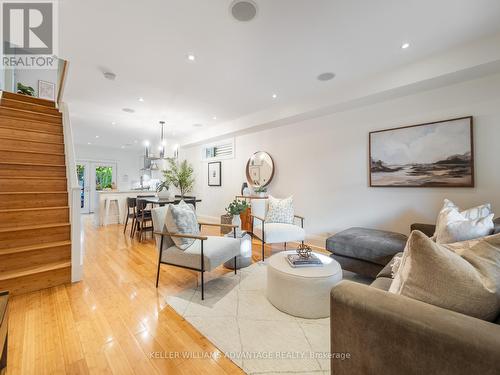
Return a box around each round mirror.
[246,151,275,187]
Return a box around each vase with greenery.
[254,185,267,197]
[225,199,249,236]
[17,83,35,96]
[162,158,195,198]
[156,180,171,199]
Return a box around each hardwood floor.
[6,215,303,375]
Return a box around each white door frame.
[77,159,118,213]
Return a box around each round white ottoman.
[266,251,342,318]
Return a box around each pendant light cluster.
[143,121,169,171]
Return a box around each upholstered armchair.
[250,198,306,261]
[151,206,241,300]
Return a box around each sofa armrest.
[330,281,500,375]
[410,222,436,237]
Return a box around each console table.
[0,291,8,374]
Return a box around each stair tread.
[0,106,61,118]
[0,206,69,213]
[0,222,70,233]
[0,240,71,256]
[1,98,60,111]
[0,161,66,167]
[0,148,64,156]
[0,123,63,135]
[0,134,63,145]
[1,91,56,107]
[1,176,67,180]
[0,191,67,195]
[0,260,71,281]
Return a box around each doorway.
[76,161,117,213]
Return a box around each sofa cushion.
[165,200,200,250]
[161,236,241,272]
[326,227,407,266]
[371,277,393,291]
[390,231,500,322]
[253,222,305,244]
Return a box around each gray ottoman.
[325,227,407,278]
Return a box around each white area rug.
[166,261,331,375]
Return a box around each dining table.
[139,196,202,209]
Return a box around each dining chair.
[123,197,137,236]
[135,198,154,242]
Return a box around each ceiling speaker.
[230,0,257,22]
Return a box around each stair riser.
[0,207,69,228]
[1,91,56,108]
[0,193,68,209]
[0,178,67,192]
[0,245,71,273]
[1,99,61,116]
[0,126,63,142]
[0,266,71,295]
[0,117,63,134]
[0,150,65,164]
[0,164,66,177]
[0,225,70,250]
[0,108,62,124]
[0,137,64,153]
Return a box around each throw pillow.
[389,230,500,321]
[165,200,200,250]
[434,207,494,244]
[265,195,294,224]
[433,199,493,242]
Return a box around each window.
[201,138,235,161]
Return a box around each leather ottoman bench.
[325,227,408,278]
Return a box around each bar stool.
[104,195,121,225]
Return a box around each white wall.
[181,73,500,246]
[74,144,143,190]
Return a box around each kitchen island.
[94,190,155,226]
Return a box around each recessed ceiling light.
[187,54,196,62]
[87,142,91,145]
[230,0,258,22]
[317,72,335,81]
[95,135,99,138]
[111,121,116,125]
[193,123,203,127]
[212,116,217,120]
[401,42,410,49]
[122,108,135,113]
[103,72,116,80]
[134,140,138,143]
[120,145,125,149]
[138,97,144,102]
[272,93,277,99]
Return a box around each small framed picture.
[208,162,221,186]
[38,80,56,101]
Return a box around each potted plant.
[254,185,267,197]
[225,199,249,236]
[162,158,195,198]
[17,83,35,96]
[156,180,171,199]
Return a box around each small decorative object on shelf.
[17,82,35,96]
[296,243,312,259]
[254,185,267,197]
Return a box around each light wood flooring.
[5,215,292,375]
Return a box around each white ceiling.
[60,0,500,149]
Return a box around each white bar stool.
[104,195,121,225]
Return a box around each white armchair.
[151,206,241,300]
[250,198,306,261]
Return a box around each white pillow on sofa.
[433,199,494,244]
[165,201,199,250]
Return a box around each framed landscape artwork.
[369,116,474,187]
[208,161,221,186]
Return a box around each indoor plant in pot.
[225,199,249,237]
[156,180,171,199]
[17,82,35,96]
[254,186,267,197]
[162,158,195,199]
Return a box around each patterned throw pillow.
[265,195,294,224]
[165,201,200,250]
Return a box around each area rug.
[165,261,331,375]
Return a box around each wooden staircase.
[0,91,71,295]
